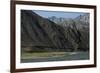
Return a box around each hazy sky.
[33,10,87,19]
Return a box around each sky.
[33,10,87,19]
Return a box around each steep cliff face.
[21,10,89,52]
[74,14,89,51]
[48,14,89,51]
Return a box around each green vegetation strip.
[21,52,68,59]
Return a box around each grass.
[21,52,68,59]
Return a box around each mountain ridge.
[21,10,89,52]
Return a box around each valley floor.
[21,51,89,63]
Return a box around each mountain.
[74,14,89,51]
[48,14,89,51]
[75,13,89,23]
[48,13,89,28]
[21,10,89,52]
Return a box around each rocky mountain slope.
[21,10,89,52]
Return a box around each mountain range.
[21,10,89,52]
